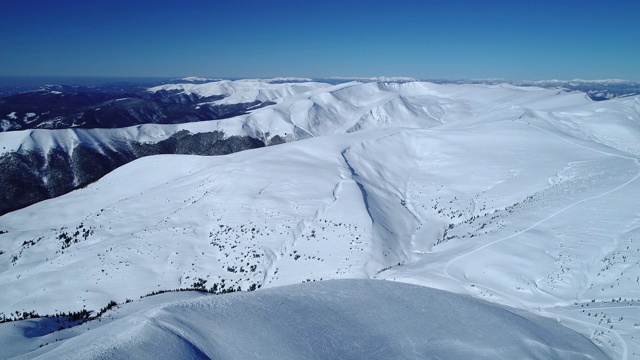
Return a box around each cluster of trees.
[142,281,262,299]
[0,310,41,323]
[0,308,90,324]
[95,301,118,318]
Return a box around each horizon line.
[1,75,639,83]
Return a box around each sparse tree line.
[0,280,262,326]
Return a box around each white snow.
[265,76,314,82]
[331,76,418,82]
[0,120,13,132]
[1,80,640,359]
[0,280,610,360]
[179,76,217,82]
[148,79,330,106]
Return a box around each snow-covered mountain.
[1,79,640,358]
[0,80,334,214]
[330,76,419,83]
[0,79,328,133]
[430,78,640,101]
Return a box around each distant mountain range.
[0,84,270,132]
[1,77,639,216]
[0,79,332,214]
[429,78,640,101]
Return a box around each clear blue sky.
[1,0,638,80]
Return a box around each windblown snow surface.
[0,280,608,359]
[2,80,640,359]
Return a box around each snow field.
[2,79,640,358]
[1,280,611,359]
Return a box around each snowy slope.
[0,280,610,360]
[147,79,329,106]
[1,81,640,358]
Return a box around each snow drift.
[11,280,610,360]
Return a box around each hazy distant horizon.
[2,75,639,90]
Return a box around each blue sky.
[1,0,638,80]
